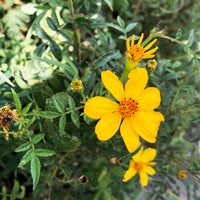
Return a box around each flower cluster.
[84,33,164,187]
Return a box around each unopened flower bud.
[79,175,88,184]
[146,59,157,73]
[71,79,83,92]
[110,157,122,164]
[178,170,187,179]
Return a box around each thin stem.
[120,67,130,82]
[166,189,183,200]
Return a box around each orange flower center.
[129,45,144,61]
[134,162,143,172]
[119,98,139,118]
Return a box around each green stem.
[68,0,81,62]
[79,90,86,103]
[166,189,183,200]
[120,68,130,82]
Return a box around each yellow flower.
[123,147,156,187]
[178,171,187,179]
[126,33,158,69]
[84,67,164,152]
[71,79,83,91]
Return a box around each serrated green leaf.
[15,142,31,152]
[125,23,137,32]
[49,40,62,61]
[117,16,125,28]
[31,155,41,190]
[187,29,194,47]
[46,17,58,31]
[18,149,33,167]
[107,23,124,33]
[176,28,182,40]
[71,111,80,128]
[68,96,75,110]
[53,97,65,113]
[59,115,66,136]
[33,43,46,57]
[20,102,32,115]
[35,149,55,157]
[35,111,61,119]
[11,88,21,111]
[33,23,51,40]
[32,134,45,144]
[103,0,113,11]
[0,71,15,87]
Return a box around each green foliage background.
[0,0,200,199]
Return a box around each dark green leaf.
[32,134,45,144]
[18,149,33,167]
[35,149,55,157]
[31,155,41,190]
[59,115,66,136]
[11,88,21,111]
[33,43,46,57]
[65,57,79,76]
[35,111,61,119]
[107,23,124,33]
[20,102,32,115]
[58,30,71,41]
[49,40,62,61]
[68,96,75,110]
[15,142,31,152]
[71,111,80,128]
[33,23,51,40]
[46,17,58,31]
[51,9,59,27]
[53,97,65,113]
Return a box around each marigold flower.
[84,68,164,152]
[123,146,156,187]
[178,170,187,179]
[126,33,158,69]
[71,79,83,91]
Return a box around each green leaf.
[51,9,59,27]
[118,35,127,40]
[46,17,58,31]
[2,186,7,200]
[176,28,182,40]
[32,134,45,144]
[71,111,80,128]
[0,71,15,87]
[94,50,121,68]
[31,155,41,190]
[35,149,55,157]
[15,142,31,152]
[68,96,75,110]
[11,179,20,198]
[20,102,32,115]
[18,149,33,167]
[65,57,79,76]
[58,30,71,41]
[187,29,194,47]
[117,16,125,28]
[107,23,124,33]
[103,0,113,11]
[125,23,137,32]
[53,97,65,113]
[11,88,21,111]
[33,23,51,40]
[49,40,62,61]
[59,115,66,136]
[35,111,61,119]
[33,43,46,57]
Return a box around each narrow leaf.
[59,115,66,136]
[0,71,15,87]
[53,97,65,113]
[176,28,182,40]
[104,0,113,11]
[35,149,55,157]
[125,23,138,32]
[31,155,41,190]
[71,111,80,128]
[32,134,45,144]
[68,96,75,110]
[11,88,21,111]
[58,30,71,41]
[18,149,33,167]
[187,29,194,47]
[33,43,46,57]
[49,40,62,61]
[46,17,58,31]
[35,111,61,119]
[33,23,51,40]
[107,23,125,33]
[20,102,32,115]
[117,16,125,28]
[15,142,31,152]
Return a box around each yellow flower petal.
[131,34,135,47]
[139,171,148,187]
[144,166,156,175]
[130,114,157,143]
[144,46,158,56]
[84,96,119,119]
[122,168,137,182]
[95,112,122,141]
[137,33,144,46]
[132,146,144,162]
[120,117,141,153]
[126,38,130,51]
[140,148,156,163]
[142,54,155,59]
[125,68,148,99]
[138,87,161,110]
[143,39,157,51]
[101,70,125,102]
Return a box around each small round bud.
[178,170,187,179]
[71,79,83,92]
[110,157,122,164]
[146,59,157,73]
[79,175,88,184]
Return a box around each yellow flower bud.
[71,79,83,92]
[178,170,187,179]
